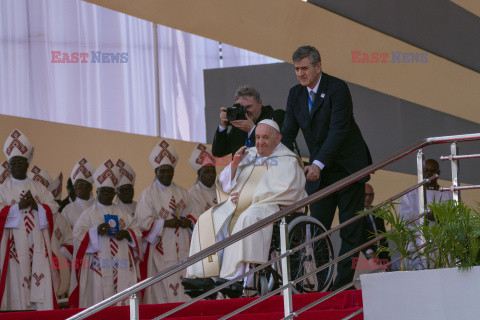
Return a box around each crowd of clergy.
[0,129,219,310]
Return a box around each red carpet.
[0,290,363,320]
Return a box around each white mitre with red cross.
[71,158,95,184]
[3,129,34,162]
[149,139,178,169]
[189,143,215,172]
[28,164,53,191]
[51,172,63,200]
[94,159,120,188]
[0,160,10,185]
[115,159,136,187]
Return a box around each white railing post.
[450,142,461,202]
[417,149,426,215]
[130,294,139,320]
[279,217,293,317]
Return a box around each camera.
[226,104,247,122]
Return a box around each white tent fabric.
[0,0,279,142]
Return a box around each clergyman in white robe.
[0,129,60,310]
[68,159,141,308]
[395,187,454,270]
[186,142,307,280]
[135,139,194,304]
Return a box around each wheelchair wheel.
[288,216,334,293]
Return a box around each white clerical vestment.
[68,202,141,308]
[115,199,137,218]
[186,144,307,279]
[52,198,94,261]
[51,198,94,297]
[396,188,454,270]
[188,181,217,223]
[0,178,59,311]
[135,181,193,304]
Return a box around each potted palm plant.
[360,200,480,320]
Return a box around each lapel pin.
[320,93,325,98]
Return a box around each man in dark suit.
[281,45,372,290]
[363,183,390,265]
[212,85,284,158]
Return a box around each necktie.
[309,91,316,113]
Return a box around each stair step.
[140,307,363,320]
[0,290,363,320]
[140,290,362,319]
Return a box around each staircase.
[0,291,363,320]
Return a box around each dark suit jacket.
[364,211,390,261]
[281,73,372,192]
[212,105,285,157]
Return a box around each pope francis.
[183,119,307,298]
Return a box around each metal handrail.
[67,133,480,320]
[214,177,437,320]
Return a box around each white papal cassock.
[186,143,307,279]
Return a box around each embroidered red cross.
[158,207,169,219]
[5,130,28,157]
[33,273,44,287]
[30,165,50,189]
[51,172,63,198]
[8,235,19,264]
[154,141,176,166]
[96,159,118,186]
[23,277,31,289]
[169,283,179,296]
[116,159,134,183]
[194,144,214,166]
[72,158,92,181]
[0,161,10,184]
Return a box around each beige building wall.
[2,114,476,213]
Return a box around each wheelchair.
[244,210,335,297]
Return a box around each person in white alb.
[183,120,307,298]
[187,144,217,223]
[68,159,141,308]
[135,139,194,304]
[114,159,137,217]
[51,158,96,263]
[397,159,454,270]
[50,172,63,205]
[0,129,59,310]
[50,158,96,298]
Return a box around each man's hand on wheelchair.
[230,192,239,204]
[304,164,321,182]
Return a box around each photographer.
[212,85,284,157]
